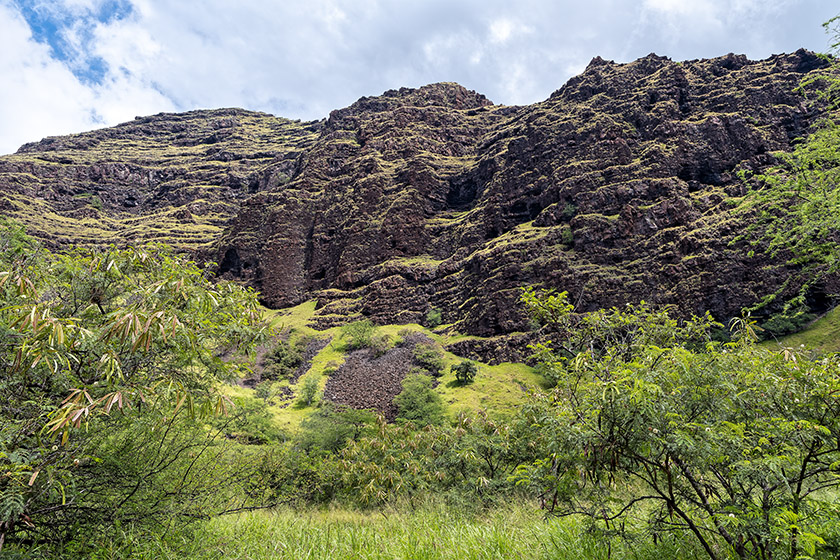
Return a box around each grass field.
[55,503,706,560]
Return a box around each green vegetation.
[296,372,322,407]
[769,305,840,354]
[425,307,443,328]
[262,338,303,380]
[6,18,840,559]
[737,18,840,324]
[5,222,840,559]
[412,341,447,376]
[39,504,707,560]
[394,372,446,425]
[0,223,269,550]
[451,359,478,384]
[517,288,840,560]
[340,318,376,350]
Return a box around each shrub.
[263,339,303,380]
[370,332,394,357]
[296,373,321,407]
[452,360,478,384]
[560,202,577,220]
[518,288,840,560]
[340,319,376,350]
[394,373,445,426]
[413,342,446,377]
[296,403,376,455]
[210,396,286,444]
[254,379,286,404]
[425,308,443,328]
[560,226,574,247]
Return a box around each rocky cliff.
[0,50,832,335]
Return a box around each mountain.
[0,49,832,339]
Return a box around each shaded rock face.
[216,53,832,332]
[0,55,833,335]
[0,108,321,250]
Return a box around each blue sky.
[0,0,836,155]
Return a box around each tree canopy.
[0,223,269,548]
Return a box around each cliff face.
[0,50,832,334]
[0,108,320,250]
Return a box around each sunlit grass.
[765,306,840,355]
[58,503,707,560]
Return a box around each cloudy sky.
[0,0,836,155]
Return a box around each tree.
[451,360,478,384]
[0,226,269,548]
[517,289,840,560]
[738,16,840,323]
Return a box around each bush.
[210,396,286,444]
[518,288,840,560]
[425,308,443,328]
[370,332,394,357]
[560,226,574,247]
[394,373,445,426]
[296,403,376,455]
[0,229,268,546]
[413,342,446,377]
[340,319,376,350]
[263,339,303,380]
[452,360,478,384]
[296,373,321,407]
[761,306,815,337]
[254,379,287,404]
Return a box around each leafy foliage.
[451,360,478,384]
[517,288,840,560]
[0,225,268,548]
[737,17,840,317]
[340,319,376,351]
[296,373,321,407]
[296,403,376,455]
[262,339,303,380]
[338,410,531,508]
[425,308,443,328]
[393,373,445,426]
[412,342,446,377]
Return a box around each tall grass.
[39,502,707,560]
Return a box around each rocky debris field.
[323,333,434,420]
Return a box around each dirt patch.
[323,332,433,420]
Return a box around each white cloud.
[0,2,97,154]
[488,18,532,44]
[0,0,836,154]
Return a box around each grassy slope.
[235,300,542,434]
[763,306,840,355]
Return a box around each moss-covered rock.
[1,53,835,336]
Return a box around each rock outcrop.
[0,51,833,335]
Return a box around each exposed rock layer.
[0,50,833,334]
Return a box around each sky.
[0,0,837,155]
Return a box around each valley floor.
[41,504,707,560]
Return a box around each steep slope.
[215,50,832,333]
[0,109,320,250]
[0,50,833,336]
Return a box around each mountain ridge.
[0,49,833,340]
